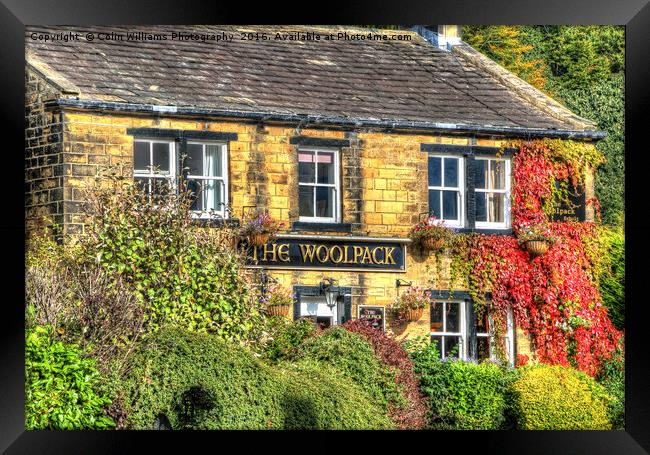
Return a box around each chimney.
[412,25,462,51]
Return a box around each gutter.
[48,98,607,140]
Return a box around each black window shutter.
[293,293,301,321]
[466,300,477,360]
[465,155,477,230]
[344,294,352,322]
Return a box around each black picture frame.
[2,1,648,452]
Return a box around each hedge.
[408,339,511,429]
[289,326,406,417]
[510,364,612,430]
[118,327,393,429]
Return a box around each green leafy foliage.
[596,340,625,429]
[596,227,625,329]
[80,180,262,341]
[260,317,318,362]
[510,364,612,430]
[118,327,392,429]
[25,325,115,430]
[406,338,512,429]
[289,326,406,416]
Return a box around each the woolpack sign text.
[247,236,407,272]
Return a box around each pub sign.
[358,305,386,331]
[247,235,407,272]
[551,184,587,222]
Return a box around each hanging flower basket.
[421,237,446,252]
[525,240,549,257]
[267,304,290,317]
[401,307,424,322]
[249,232,270,247]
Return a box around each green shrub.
[25,325,115,430]
[597,341,625,429]
[261,317,318,362]
[598,227,625,329]
[119,327,393,429]
[407,338,511,429]
[290,326,406,415]
[277,360,393,429]
[510,364,612,430]
[79,179,263,342]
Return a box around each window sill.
[291,222,352,233]
[454,227,513,236]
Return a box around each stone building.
[25,25,604,364]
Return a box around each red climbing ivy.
[460,140,621,377]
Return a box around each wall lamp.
[396,279,413,288]
[320,277,340,310]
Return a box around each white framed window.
[427,154,464,227]
[298,148,340,223]
[185,141,228,219]
[133,139,176,196]
[474,157,511,229]
[476,306,515,366]
[430,300,467,359]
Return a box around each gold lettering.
[262,243,277,262]
[330,245,344,263]
[361,247,372,264]
[384,247,397,265]
[343,245,355,264]
[299,244,317,262]
[252,245,259,262]
[316,245,330,263]
[371,247,384,265]
[278,244,290,262]
[353,246,364,263]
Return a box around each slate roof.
[25,25,600,136]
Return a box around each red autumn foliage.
[465,140,623,376]
[343,319,428,429]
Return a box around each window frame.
[475,306,516,366]
[184,140,229,220]
[133,138,177,194]
[474,156,511,230]
[427,153,465,228]
[430,300,467,360]
[297,147,341,224]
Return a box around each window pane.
[488,193,505,223]
[444,336,461,359]
[188,179,222,211]
[186,143,203,175]
[152,142,171,174]
[299,151,315,183]
[428,189,441,218]
[205,145,223,177]
[442,191,458,221]
[475,159,486,189]
[477,336,491,362]
[428,156,441,187]
[134,176,149,193]
[431,302,444,332]
[475,193,487,222]
[151,178,172,198]
[476,313,489,334]
[299,185,314,217]
[446,301,460,333]
[134,141,150,172]
[491,160,506,190]
[430,337,443,358]
[315,186,334,218]
[444,158,458,187]
[316,152,335,184]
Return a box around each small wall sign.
[246,235,407,272]
[551,184,586,222]
[357,305,385,331]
